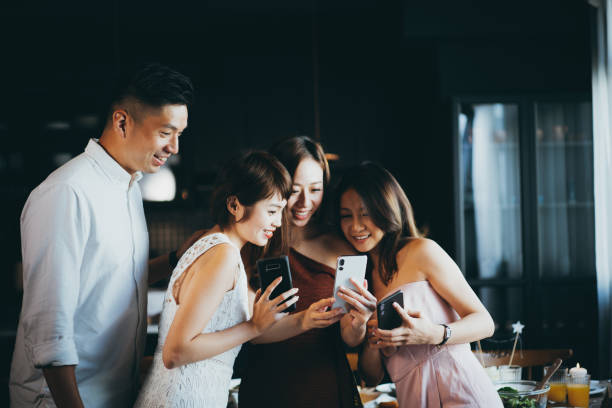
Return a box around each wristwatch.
[438,323,451,346]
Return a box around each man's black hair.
[104,63,194,125]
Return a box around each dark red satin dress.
[238,249,361,408]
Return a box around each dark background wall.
[0,0,594,402]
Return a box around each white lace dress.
[135,233,250,408]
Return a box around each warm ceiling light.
[325,153,340,161]
[140,167,177,202]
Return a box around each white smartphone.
[331,255,368,313]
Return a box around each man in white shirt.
[9,64,194,408]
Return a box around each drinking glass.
[567,374,590,408]
[545,368,568,403]
[498,365,522,381]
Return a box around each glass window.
[478,286,523,334]
[534,102,595,277]
[459,103,523,279]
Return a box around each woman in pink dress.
[335,162,502,408]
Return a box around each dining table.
[544,378,609,408]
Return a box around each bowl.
[495,380,550,408]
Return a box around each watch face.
[440,324,451,345]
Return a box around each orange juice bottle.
[567,383,589,407]
[548,382,567,403]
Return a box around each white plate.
[364,393,397,408]
[590,380,606,395]
[375,382,396,393]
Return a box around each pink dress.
[381,281,502,408]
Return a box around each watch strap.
[438,323,451,346]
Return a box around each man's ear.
[227,196,244,222]
[113,109,128,138]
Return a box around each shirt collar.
[84,139,143,187]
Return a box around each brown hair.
[334,162,422,285]
[269,136,330,225]
[210,150,292,267]
[270,136,330,184]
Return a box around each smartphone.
[377,290,404,330]
[256,255,296,312]
[331,255,368,313]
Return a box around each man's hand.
[42,365,84,408]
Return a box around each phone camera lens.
[339,266,343,271]
[339,259,345,266]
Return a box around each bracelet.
[168,250,179,270]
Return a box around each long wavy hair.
[334,162,422,285]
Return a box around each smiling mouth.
[263,230,275,239]
[352,234,370,242]
[292,209,310,220]
[153,154,169,165]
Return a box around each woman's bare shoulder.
[396,237,453,282]
[173,242,238,303]
[197,242,240,265]
[400,237,441,255]
[396,237,444,267]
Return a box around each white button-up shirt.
[10,139,149,408]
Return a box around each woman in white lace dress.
[135,151,297,408]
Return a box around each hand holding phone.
[376,290,404,330]
[257,256,297,313]
[331,255,368,313]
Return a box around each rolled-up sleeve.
[19,183,89,368]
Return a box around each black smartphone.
[376,290,404,330]
[256,255,296,312]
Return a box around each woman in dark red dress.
[239,137,377,408]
